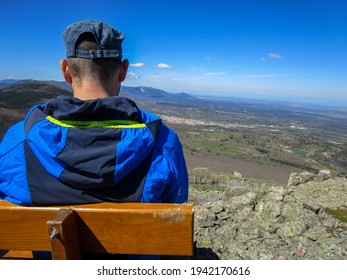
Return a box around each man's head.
[61,20,128,97]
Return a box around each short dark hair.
[67,33,121,85]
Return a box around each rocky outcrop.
[189,170,347,260]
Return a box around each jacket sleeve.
[161,127,189,203]
[0,121,31,204]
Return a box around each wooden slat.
[76,203,194,256]
[0,202,56,251]
[0,250,34,259]
[47,209,81,260]
[0,200,194,257]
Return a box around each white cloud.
[204,71,226,76]
[129,62,146,68]
[126,72,138,79]
[205,56,216,61]
[268,53,283,60]
[156,63,173,69]
[234,74,294,78]
[260,53,284,62]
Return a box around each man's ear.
[119,59,129,82]
[60,59,72,84]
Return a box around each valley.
[133,95,347,184]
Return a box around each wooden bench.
[0,200,194,260]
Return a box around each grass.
[292,148,308,157]
[317,160,332,169]
[325,208,347,223]
[182,135,249,158]
[179,124,346,180]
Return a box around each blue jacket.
[0,95,188,205]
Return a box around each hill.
[0,80,73,136]
[0,80,72,109]
[0,79,27,88]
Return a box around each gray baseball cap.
[63,20,124,59]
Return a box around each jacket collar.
[43,95,142,122]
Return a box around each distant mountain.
[44,80,72,92]
[0,80,72,110]
[0,79,31,88]
[120,86,199,101]
[0,79,199,103]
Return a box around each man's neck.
[72,80,120,100]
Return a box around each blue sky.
[0,0,346,104]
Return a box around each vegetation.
[325,208,347,223]
[0,81,71,137]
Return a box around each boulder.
[315,169,332,182]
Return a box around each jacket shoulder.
[157,124,182,153]
[0,120,26,157]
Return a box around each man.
[0,20,188,206]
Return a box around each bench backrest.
[0,200,194,259]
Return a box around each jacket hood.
[23,96,162,197]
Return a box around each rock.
[277,221,307,238]
[195,207,215,228]
[267,186,285,201]
[303,227,331,241]
[200,236,213,247]
[211,205,224,214]
[315,170,332,182]
[189,172,347,260]
[287,172,315,187]
[296,245,306,258]
[259,200,282,223]
[230,192,256,208]
[287,172,299,187]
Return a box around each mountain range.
[0,79,198,102]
